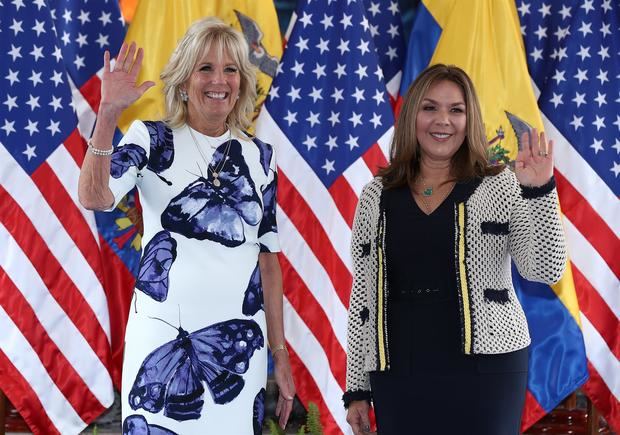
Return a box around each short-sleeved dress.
[108,120,278,435]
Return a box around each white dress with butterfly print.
[107,120,278,435]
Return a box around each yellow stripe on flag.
[118,0,282,133]
[422,0,581,326]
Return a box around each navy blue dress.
[369,181,528,435]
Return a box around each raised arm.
[78,42,155,210]
[510,129,567,283]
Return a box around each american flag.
[362,0,405,101]
[256,0,395,432]
[519,0,619,430]
[0,0,127,433]
[287,0,405,100]
[50,0,137,388]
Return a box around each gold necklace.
[188,125,232,187]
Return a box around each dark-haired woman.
[343,64,567,435]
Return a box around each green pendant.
[422,187,433,196]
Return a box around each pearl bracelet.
[87,139,113,156]
[271,343,288,356]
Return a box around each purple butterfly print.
[257,173,277,239]
[110,144,147,179]
[136,231,177,302]
[251,136,273,176]
[164,357,205,420]
[129,319,264,421]
[161,140,262,247]
[122,414,178,435]
[253,388,266,435]
[144,121,174,173]
[243,263,263,316]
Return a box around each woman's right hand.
[346,400,374,435]
[100,42,155,115]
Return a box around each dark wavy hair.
[379,64,503,189]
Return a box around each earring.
[180,89,188,102]
[235,95,240,100]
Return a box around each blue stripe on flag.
[513,265,588,411]
[398,3,441,95]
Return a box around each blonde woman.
[79,17,294,434]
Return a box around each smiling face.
[415,79,467,163]
[183,44,241,134]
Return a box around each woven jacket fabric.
[343,168,567,405]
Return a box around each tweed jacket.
[343,168,567,405]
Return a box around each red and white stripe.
[538,101,620,429]
[0,62,125,433]
[257,109,392,434]
[0,135,115,434]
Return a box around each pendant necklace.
[414,177,455,214]
[188,125,232,187]
[418,177,434,197]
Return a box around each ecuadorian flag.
[117,0,282,134]
[400,0,589,429]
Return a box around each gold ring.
[538,151,548,157]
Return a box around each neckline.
[187,125,230,144]
[408,182,457,217]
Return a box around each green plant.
[303,402,323,435]
[266,418,285,435]
[266,401,324,435]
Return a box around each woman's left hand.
[273,350,296,430]
[515,128,554,187]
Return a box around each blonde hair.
[160,17,257,134]
[379,63,502,189]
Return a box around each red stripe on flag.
[582,362,620,432]
[328,176,357,228]
[278,171,352,307]
[279,254,346,388]
[572,265,620,359]
[79,75,103,114]
[0,350,60,435]
[64,129,87,168]
[520,390,547,431]
[0,186,112,373]
[287,346,342,435]
[31,163,104,286]
[0,268,106,421]
[99,236,135,388]
[555,170,619,276]
[362,143,389,176]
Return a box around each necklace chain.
[188,125,232,187]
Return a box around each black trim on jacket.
[520,176,556,199]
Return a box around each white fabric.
[109,121,278,433]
